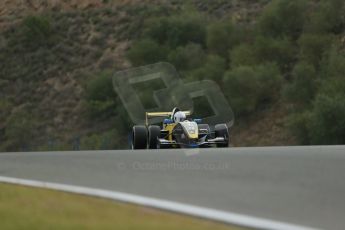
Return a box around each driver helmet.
[173,111,186,123]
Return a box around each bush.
[255,63,284,101]
[286,111,311,145]
[305,0,345,34]
[206,21,246,58]
[223,66,259,115]
[131,78,167,110]
[0,99,13,123]
[80,130,124,150]
[258,0,307,39]
[318,45,345,96]
[254,36,297,71]
[22,15,55,47]
[229,37,297,70]
[168,43,206,70]
[298,33,334,68]
[85,72,118,119]
[319,45,345,81]
[287,46,345,145]
[223,63,282,115]
[5,110,38,150]
[127,39,169,66]
[144,13,206,48]
[230,44,257,67]
[188,55,226,82]
[308,93,345,144]
[282,62,317,108]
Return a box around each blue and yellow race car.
[131,108,229,149]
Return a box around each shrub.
[223,63,282,115]
[223,66,259,115]
[0,99,13,122]
[84,72,118,119]
[144,13,206,48]
[113,105,133,134]
[287,46,345,145]
[318,45,345,96]
[80,130,123,150]
[206,21,245,58]
[282,62,317,108]
[188,55,226,83]
[305,0,345,34]
[255,63,284,102]
[168,43,206,70]
[308,93,345,144]
[230,44,257,67]
[126,39,169,66]
[254,36,297,71]
[22,15,55,47]
[5,110,38,149]
[298,33,334,68]
[258,0,307,39]
[319,45,345,81]
[286,111,311,145]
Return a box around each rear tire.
[215,124,229,148]
[148,125,160,149]
[132,125,147,149]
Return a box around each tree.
[127,39,169,66]
[283,62,317,108]
[144,13,206,48]
[168,43,206,70]
[253,36,297,72]
[230,43,257,67]
[188,55,226,83]
[305,0,345,34]
[206,21,246,58]
[308,94,345,144]
[5,109,38,150]
[223,63,282,115]
[84,72,118,119]
[298,33,334,69]
[287,111,311,145]
[258,0,307,39]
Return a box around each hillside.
[0,0,344,151]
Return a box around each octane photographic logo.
[113,62,234,156]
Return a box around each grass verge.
[0,183,244,230]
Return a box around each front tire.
[132,125,147,149]
[215,124,229,148]
[148,125,160,149]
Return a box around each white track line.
[0,176,319,230]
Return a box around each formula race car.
[131,108,229,149]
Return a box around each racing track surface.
[0,146,344,230]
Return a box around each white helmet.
[173,111,186,123]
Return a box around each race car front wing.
[157,136,228,148]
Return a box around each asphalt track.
[0,146,344,230]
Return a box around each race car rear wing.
[145,111,191,125]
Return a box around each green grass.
[0,183,244,230]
